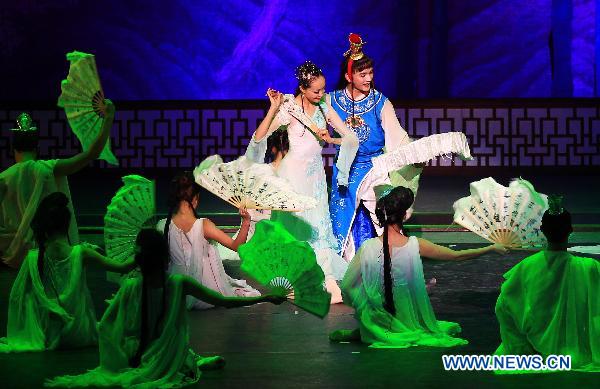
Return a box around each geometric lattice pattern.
[398,105,600,167]
[1,101,599,169]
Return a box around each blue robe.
[329,89,387,256]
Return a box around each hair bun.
[294,60,323,87]
[38,192,69,213]
[295,60,320,80]
[375,186,414,227]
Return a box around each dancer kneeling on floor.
[158,171,260,310]
[46,228,285,388]
[494,197,599,373]
[0,192,135,353]
[330,185,506,348]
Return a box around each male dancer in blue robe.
[328,33,422,261]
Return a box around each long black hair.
[30,192,72,281]
[374,186,415,315]
[129,228,170,367]
[266,128,289,163]
[162,171,202,243]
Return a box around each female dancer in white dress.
[158,172,260,310]
[218,129,289,261]
[250,61,359,303]
[330,186,506,347]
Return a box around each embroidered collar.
[332,88,383,115]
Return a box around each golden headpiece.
[344,33,366,61]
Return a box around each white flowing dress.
[158,218,260,310]
[247,95,358,280]
[342,236,467,348]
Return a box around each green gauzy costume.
[0,245,97,352]
[341,236,467,348]
[495,250,600,373]
[46,274,206,388]
[0,160,79,268]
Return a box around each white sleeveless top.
[157,218,259,309]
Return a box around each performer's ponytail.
[382,224,395,315]
[30,192,71,282]
[164,171,202,241]
[130,228,170,367]
[163,205,173,246]
[375,186,415,316]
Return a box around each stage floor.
[1,171,599,387]
[1,243,599,388]
[68,171,600,233]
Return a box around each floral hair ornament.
[344,33,366,80]
[374,184,394,224]
[374,184,394,202]
[294,60,322,85]
[10,112,38,132]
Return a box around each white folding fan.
[58,50,118,165]
[104,175,156,281]
[194,155,317,211]
[453,177,548,248]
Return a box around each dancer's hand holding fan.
[238,220,331,318]
[104,175,156,282]
[453,177,548,249]
[58,51,118,165]
[194,155,317,211]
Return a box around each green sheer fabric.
[495,251,600,373]
[0,160,78,267]
[0,245,97,352]
[341,237,467,348]
[46,274,201,388]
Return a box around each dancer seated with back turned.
[0,192,135,353]
[159,172,260,310]
[46,228,285,388]
[494,196,599,373]
[330,185,506,348]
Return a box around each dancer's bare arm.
[203,210,251,252]
[82,245,136,272]
[54,100,116,176]
[181,275,285,308]
[418,238,507,261]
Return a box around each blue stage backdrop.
[0,0,597,100]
